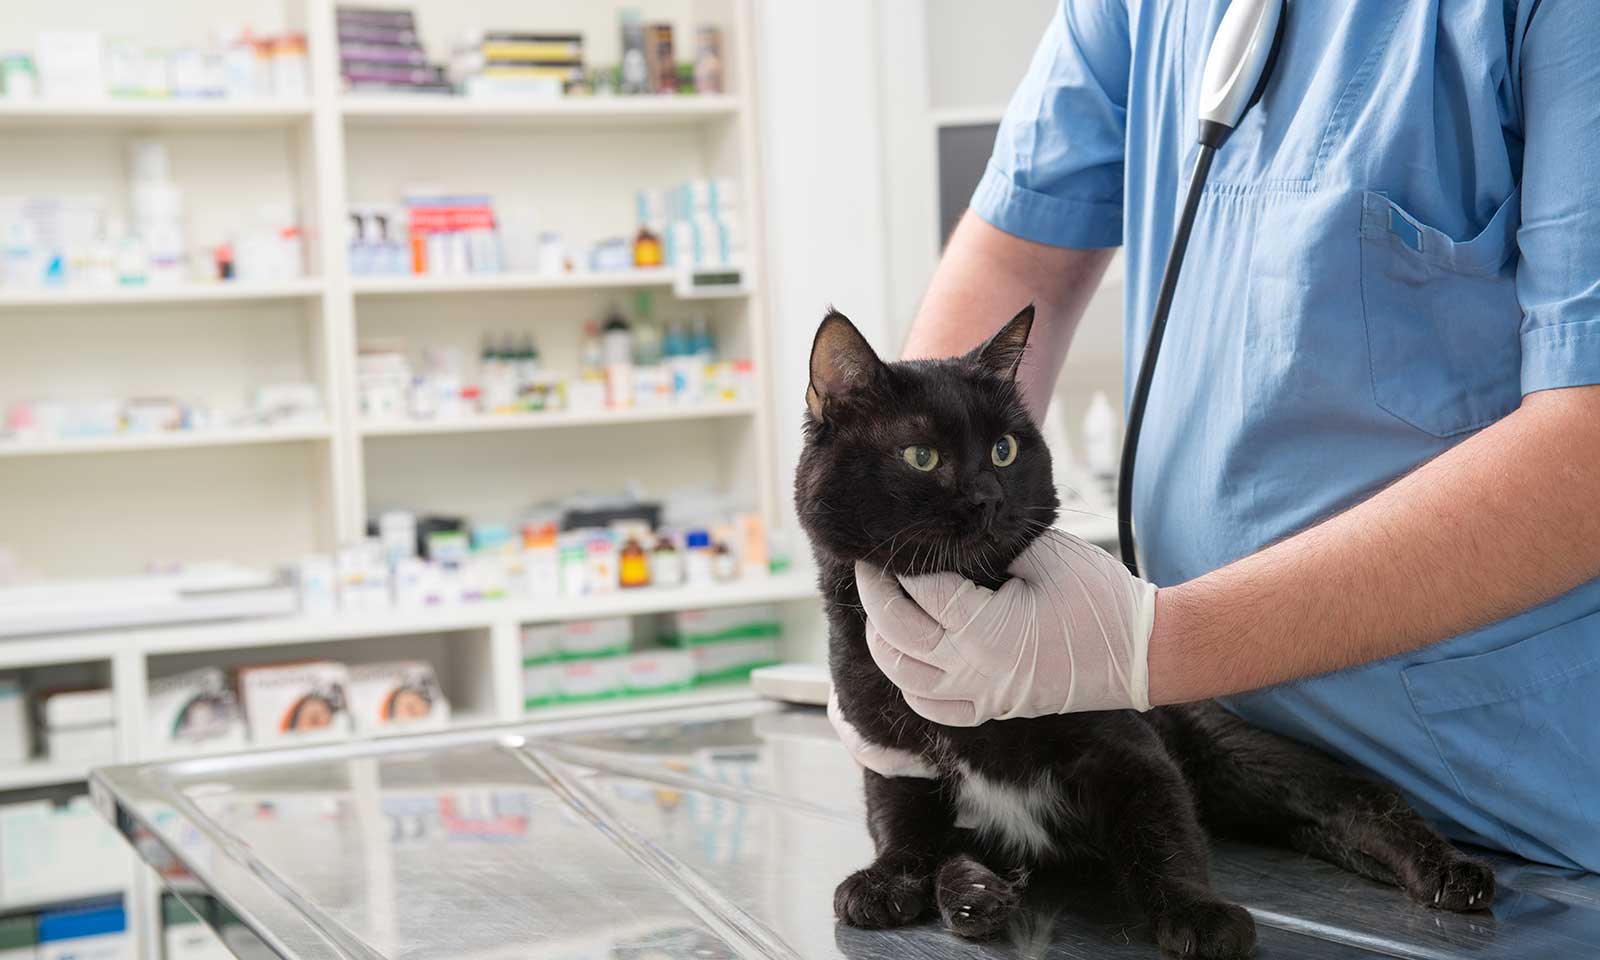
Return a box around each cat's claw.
[1408,853,1495,913]
[935,855,1022,941]
[833,865,933,929]
[1154,899,1256,960]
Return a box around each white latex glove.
[826,690,938,779]
[855,527,1157,726]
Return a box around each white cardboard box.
[147,667,248,753]
[238,661,352,743]
[346,661,451,733]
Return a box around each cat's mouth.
[859,523,1037,584]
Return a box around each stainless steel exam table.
[91,697,1600,959]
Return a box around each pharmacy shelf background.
[0,1,791,957]
[0,0,772,580]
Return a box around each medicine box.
[163,895,233,960]
[559,617,632,658]
[0,677,28,766]
[622,649,695,694]
[37,688,116,768]
[554,657,625,702]
[346,660,451,733]
[690,637,780,684]
[0,915,35,960]
[660,604,781,647]
[147,668,248,753]
[523,661,562,710]
[521,622,562,663]
[238,661,352,743]
[0,797,129,908]
[36,899,126,960]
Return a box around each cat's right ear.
[807,310,884,421]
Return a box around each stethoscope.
[1117,0,1288,576]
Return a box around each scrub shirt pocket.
[1359,190,1522,437]
[1402,611,1600,868]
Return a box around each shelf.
[0,424,332,459]
[0,279,323,308]
[524,681,756,724]
[928,105,1006,128]
[0,99,312,130]
[350,268,677,297]
[134,571,817,655]
[0,889,125,916]
[142,711,503,765]
[0,759,90,792]
[341,94,740,128]
[360,402,756,438]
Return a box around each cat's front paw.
[1155,899,1256,960]
[934,854,1023,940]
[1407,852,1495,912]
[833,865,933,929]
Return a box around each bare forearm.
[904,211,1114,417]
[1148,385,1600,705]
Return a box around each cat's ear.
[968,303,1035,380]
[807,310,884,420]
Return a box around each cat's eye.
[902,445,939,471]
[992,434,1019,467]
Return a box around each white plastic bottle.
[1082,391,1120,493]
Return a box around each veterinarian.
[839,1,1600,873]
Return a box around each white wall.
[755,0,1126,520]
[922,0,1126,431]
[925,0,1056,112]
[753,0,895,534]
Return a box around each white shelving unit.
[0,423,332,458]
[0,2,798,953]
[0,99,314,129]
[341,93,740,126]
[348,266,676,296]
[358,402,754,436]
[0,278,324,307]
[0,0,777,575]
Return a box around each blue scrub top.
[972,0,1600,871]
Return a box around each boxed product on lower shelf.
[557,617,631,658]
[237,661,353,743]
[347,660,451,733]
[224,658,452,744]
[686,638,779,684]
[0,914,34,960]
[36,898,127,960]
[162,894,232,960]
[36,688,116,769]
[0,797,129,909]
[0,677,28,766]
[550,656,625,703]
[147,668,247,754]
[659,604,781,647]
[621,648,694,694]
[661,604,781,683]
[522,608,781,710]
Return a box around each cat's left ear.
[968,303,1035,380]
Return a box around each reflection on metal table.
[90,698,1600,959]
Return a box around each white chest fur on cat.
[953,763,1063,860]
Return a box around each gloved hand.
[826,690,938,779]
[855,527,1157,726]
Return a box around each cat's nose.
[970,474,1003,507]
[969,475,1003,526]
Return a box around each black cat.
[795,306,1495,958]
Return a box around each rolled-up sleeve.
[1516,0,1600,394]
[970,0,1130,249]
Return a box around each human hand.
[826,690,937,779]
[854,527,1157,726]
